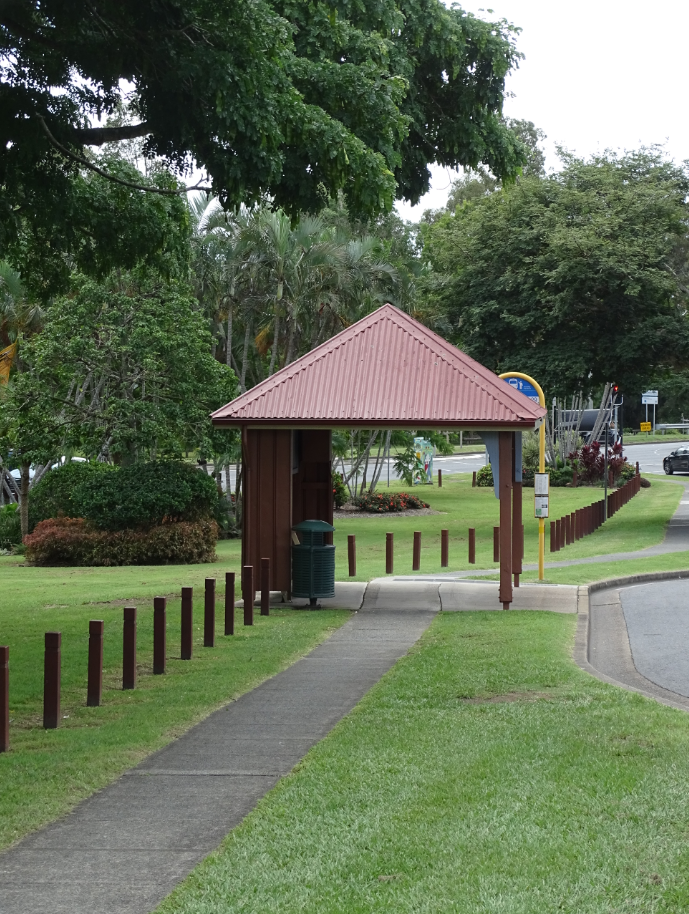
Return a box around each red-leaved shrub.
[352,492,430,513]
[24,517,218,566]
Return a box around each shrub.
[0,503,22,548]
[476,464,493,487]
[618,463,637,483]
[73,460,219,531]
[29,461,114,529]
[640,476,651,488]
[332,472,348,508]
[24,517,218,566]
[352,492,429,513]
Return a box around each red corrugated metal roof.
[211,304,546,428]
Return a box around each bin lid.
[292,519,335,533]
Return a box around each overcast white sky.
[396,0,689,220]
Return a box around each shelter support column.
[512,435,522,588]
[499,431,513,609]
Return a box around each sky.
[396,0,689,221]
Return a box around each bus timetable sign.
[503,376,541,404]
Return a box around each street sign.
[535,496,549,518]
[503,375,541,404]
[534,472,549,518]
[640,421,652,432]
[642,390,658,405]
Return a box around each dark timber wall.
[292,430,333,539]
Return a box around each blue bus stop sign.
[503,375,540,405]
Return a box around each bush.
[24,517,218,566]
[0,503,22,548]
[550,465,574,487]
[353,492,429,513]
[476,464,493,487]
[332,472,348,508]
[29,461,114,529]
[618,463,637,483]
[73,460,219,531]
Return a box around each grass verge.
[157,611,689,914]
[0,555,348,850]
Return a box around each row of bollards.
[549,473,641,554]
[346,526,521,576]
[0,561,278,751]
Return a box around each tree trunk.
[226,305,233,367]
[19,461,30,537]
[268,307,280,376]
[240,321,251,393]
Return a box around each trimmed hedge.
[352,492,429,513]
[29,461,114,529]
[24,517,218,566]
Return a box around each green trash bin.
[292,519,336,606]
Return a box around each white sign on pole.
[642,390,658,405]
[534,473,550,496]
[535,496,549,519]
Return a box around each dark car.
[663,448,689,474]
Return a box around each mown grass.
[331,474,682,581]
[0,553,348,850]
[157,611,689,914]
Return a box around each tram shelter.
[211,304,546,608]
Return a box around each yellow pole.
[499,372,547,581]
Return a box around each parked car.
[663,448,689,474]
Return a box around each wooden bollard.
[123,607,137,690]
[569,512,575,543]
[413,531,421,571]
[555,518,561,551]
[43,632,61,729]
[636,461,640,476]
[181,587,193,660]
[472,470,477,487]
[386,532,394,574]
[204,578,216,647]
[468,528,476,564]
[348,535,356,577]
[493,526,500,562]
[261,557,270,616]
[242,565,254,626]
[441,529,449,567]
[1,646,8,752]
[225,572,235,635]
[438,468,443,488]
[564,514,571,546]
[87,620,104,707]
[153,597,166,675]
[550,520,556,553]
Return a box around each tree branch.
[72,123,152,146]
[37,116,212,196]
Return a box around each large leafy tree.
[421,149,689,397]
[1,0,525,265]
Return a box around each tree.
[421,148,689,397]
[1,0,525,257]
[0,270,237,532]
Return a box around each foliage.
[476,464,493,487]
[352,492,429,513]
[0,0,525,279]
[0,271,237,466]
[0,502,21,548]
[332,472,348,509]
[549,465,574,488]
[71,461,220,532]
[422,149,689,397]
[570,441,626,485]
[23,517,219,566]
[29,462,115,529]
[619,463,638,483]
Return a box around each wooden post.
[468,528,476,564]
[555,518,561,551]
[86,620,104,708]
[438,468,443,488]
[441,529,449,568]
[498,431,513,608]
[261,557,270,616]
[242,565,254,626]
[348,535,356,577]
[181,587,193,660]
[493,526,500,562]
[512,468,523,587]
[564,514,571,547]
[472,471,477,487]
[386,533,394,574]
[123,607,136,690]
[153,597,166,674]
[204,578,216,647]
[225,572,235,635]
[550,520,555,553]
[0,646,8,752]
[413,531,421,571]
[43,632,61,729]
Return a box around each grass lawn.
[514,550,689,586]
[0,553,348,850]
[331,474,683,581]
[157,611,689,914]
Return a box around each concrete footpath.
[0,579,577,914]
